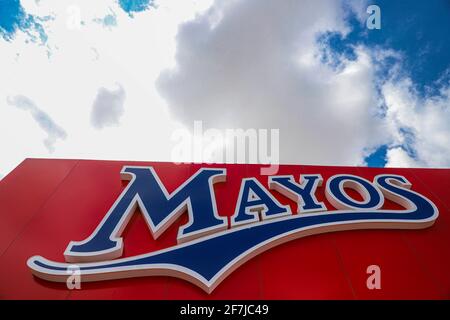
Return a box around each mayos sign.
[27,165,439,293]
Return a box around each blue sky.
[2,1,448,83]
[0,0,449,176]
[0,0,152,41]
[325,0,450,167]
[0,0,48,43]
[118,0,153,15]
[344,0,450,90]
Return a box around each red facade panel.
[0,159,448,299]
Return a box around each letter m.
[64,166,227,262]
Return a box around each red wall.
[0,158,449,299]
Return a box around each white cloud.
[157,0,386,166]
[383,77,450,167]
[91,83,126,129]
[385,147,419,168]
[0,0,448,177]
[0,0,214,176]
[7,95,67,152]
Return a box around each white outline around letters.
[269,174,326,214]
[64,166,227,263]
[325,174,384,210]
[29,173,439,294]
[230,178,291,228]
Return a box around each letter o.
[326,175,384,210]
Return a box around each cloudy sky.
[0,0,449,179]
